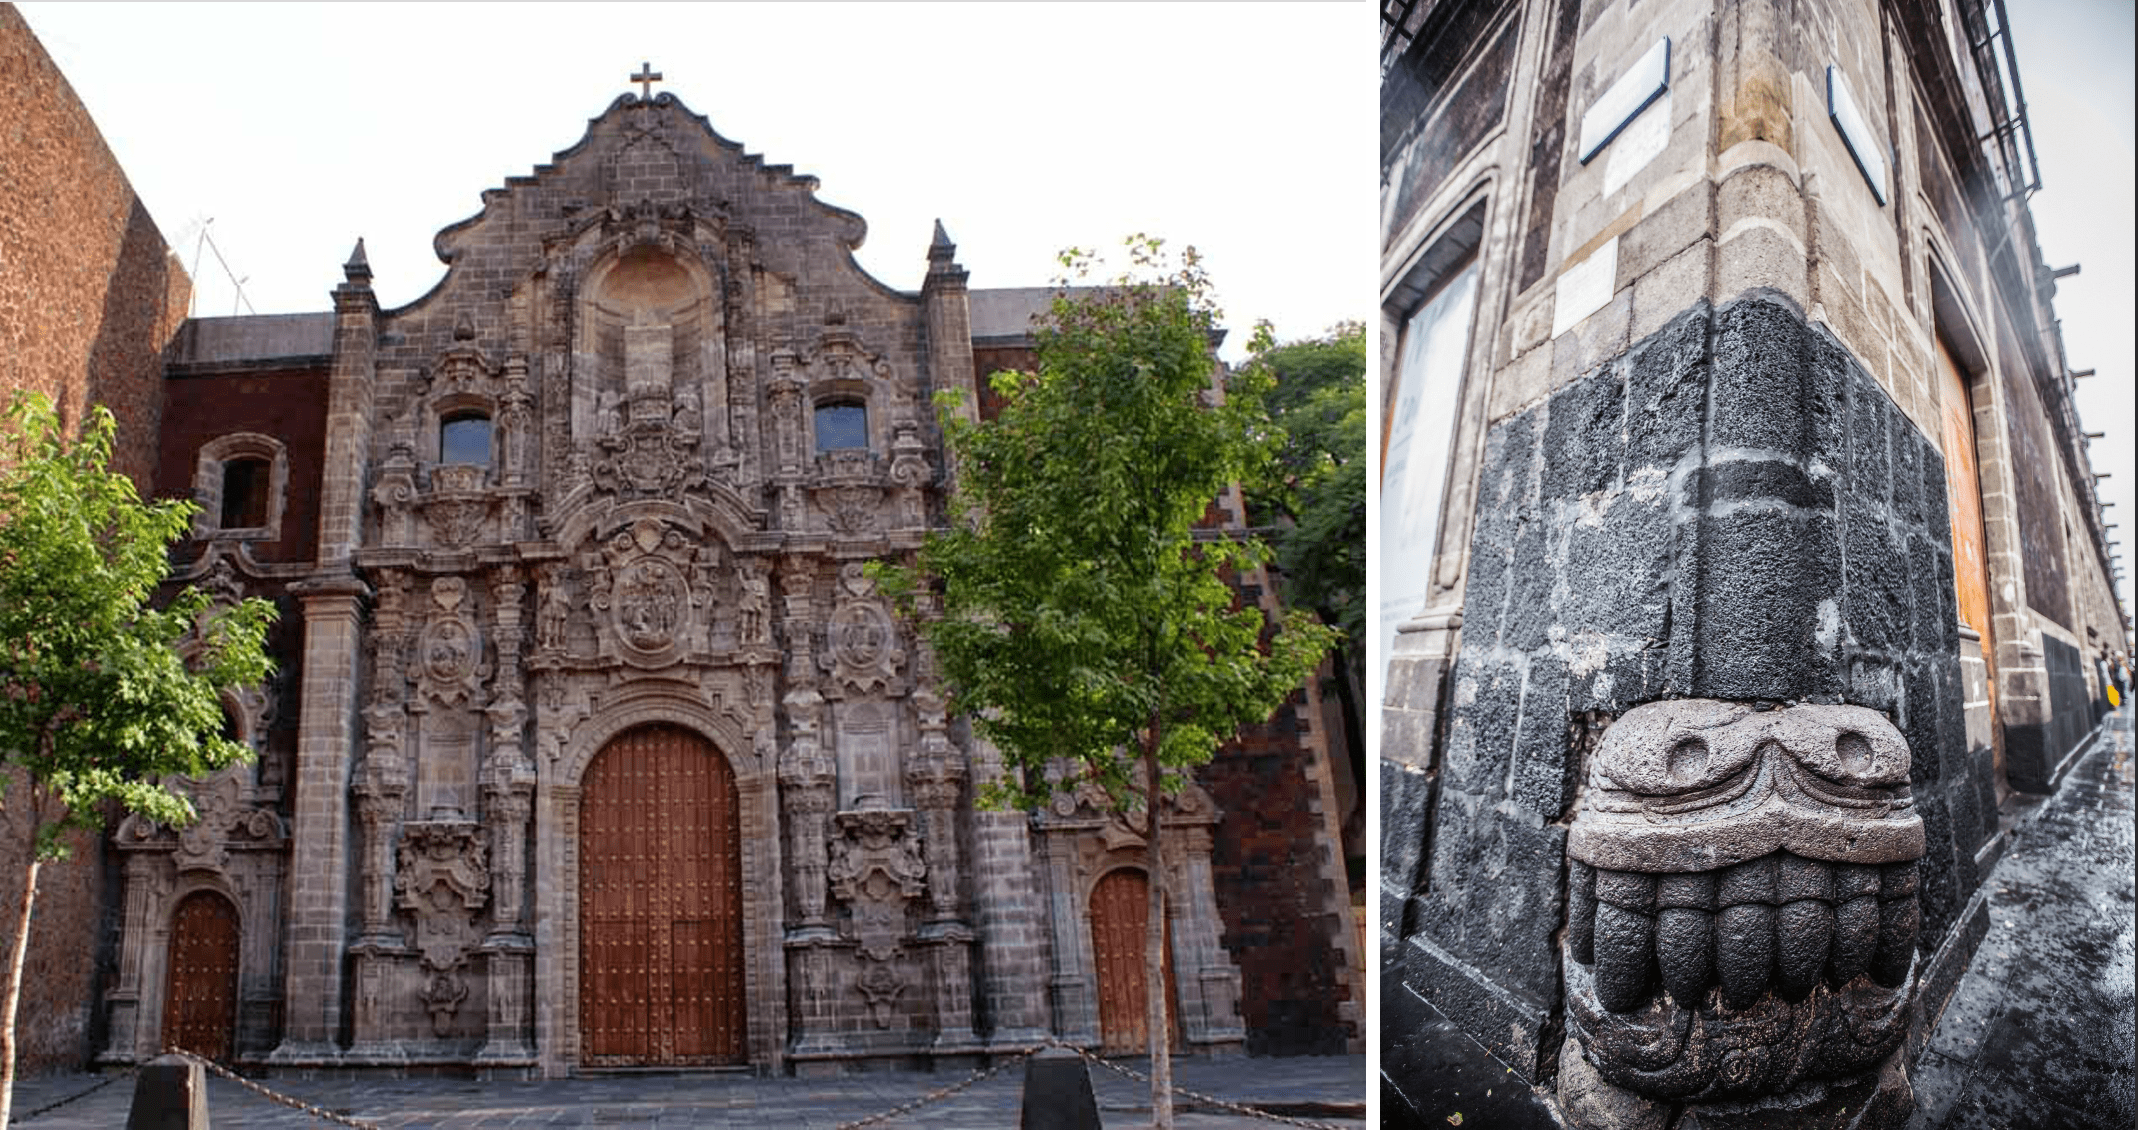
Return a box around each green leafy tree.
[883,239,1334,1128]
[1247,323,1367,871]
[0,393,274,1121]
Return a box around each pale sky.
[18,2,1377,363]
[2007,0,2135,642]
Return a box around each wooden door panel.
[580,724,744,1065]
[1936,336,1999,736]
[1091,869,1181,1055]
[162,890,239,1061]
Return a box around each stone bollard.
[1020,1045,1102,1130]
[126,1052,211,1130]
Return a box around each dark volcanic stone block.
[1381,758,1438,942]
[1711,297,1808,458]
[1504,506,1558,651]
[1442,654,1524,795]
[126,1054,209,1130]
[1847,371,1893,511]
[1696,507,1822,701]
[1510,653,1574,818]
[1844,507,1907,655]
[1542,368,1626,500]
[1626,303,1710,473]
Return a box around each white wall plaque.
[1552,235,1618,338]
[1827,65,1890,205]
[1579,38,1671,164]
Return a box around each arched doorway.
[162,890,239,1061]
[1090,868,1182,1055]
[579,723,746,1065]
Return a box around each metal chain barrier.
[832,1037,1355,1130]
[160,1047,386,1129]
[832,1045,1038,1129]
[1064,1042,1354,1130]
[15,1070,130,1123]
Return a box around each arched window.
[440,412,493,467]
[814,402,868,453]
[193,433,288,540]
[219,457,270,529]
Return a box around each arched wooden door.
[1090,868,1182,1055]
[162,890,239,1061]
[580,723,747,1065]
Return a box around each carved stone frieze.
[1559,700,1927,1118]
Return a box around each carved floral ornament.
[1560,699,1926,1109]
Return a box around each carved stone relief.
[1559,700,1927,1119]
[822,564,904,697]
[414,577,488,708]
[395,820,492,1036]
[828,801,926,1029]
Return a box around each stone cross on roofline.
[630,62,662,100]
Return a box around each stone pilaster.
[268,573,370,1063]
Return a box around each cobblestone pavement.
[9,1050,1364,1129]
[1908,707,2137,1130]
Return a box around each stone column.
[1034,828,1095,1045]
[908,693,978,1050]
[268,574,371,1063]
[97,852,162,1064]
[477,567,536,1065]
[966,728,1054,1047]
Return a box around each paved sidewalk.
[1907,707,2137,1130]
[9,1050,1364,1129]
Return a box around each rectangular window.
[1375,258,1478,710]
[220,458,269,529]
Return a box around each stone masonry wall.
[0,4,192,1075]
[1401,294,1988,1081]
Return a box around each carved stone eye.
[1665,737,1710,789]
[1834,731,1876,777]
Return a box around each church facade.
[83,89,1359,1075]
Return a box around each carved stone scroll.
[1559,700,1926,1122]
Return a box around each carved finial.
[924,220,966,287]
[343,238,372,286]
[930,219,956,258]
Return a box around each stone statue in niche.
[536,565,572,655]
[672,386,702,435]
[737,560,772,647]
[1558,700,1926,1124]
[596,389,623,440]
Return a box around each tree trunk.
[0,852,41,1129]
[1142,722,1173,1130]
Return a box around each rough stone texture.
[0,5,193,1077]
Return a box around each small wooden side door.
[1090,868,1182,1055]
[1935,335,2000,765]
[162,890,240,1061]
